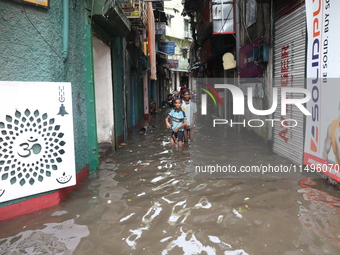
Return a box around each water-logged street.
[1,108,340,255]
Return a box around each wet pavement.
[1,108,340,255]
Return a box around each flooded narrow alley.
[1,109,340,255]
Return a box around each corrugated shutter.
[273,4,306,165]
[274,0,305,20]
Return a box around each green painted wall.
[135,46,146,123]
[127,46,146,128]
[126,51,133,129]
[134,69,144,124]
[84,22,99,172]
[0,1,90,205]
[136,69,144,122]
[112,37,125,145]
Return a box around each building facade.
[183,0,340,184]
[0,0,162,220]
[161,0,192,94]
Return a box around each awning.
[91,0,131,37]
[170,69,189,73]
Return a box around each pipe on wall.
[62,0,69,61]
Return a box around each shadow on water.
[1,108,340,255]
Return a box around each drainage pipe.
[62,0,69,61]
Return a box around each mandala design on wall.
[0,109,66,186]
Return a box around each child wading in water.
[165,98,187,147]
[181,89,197,142]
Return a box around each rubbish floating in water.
[139,126,157,135]
[133,160,142,166]
[159,150,169,154]
[232,209,243,218]
[120,213,135,222]
[120,143,127,146]
[151,176,166,183]
[217,215,224,223]
[51,210,68,216]
[244,197,250,200]
[139,127,148,135]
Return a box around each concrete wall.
[0,0,89,205]
[164,0,187,39]
[240,2,273,143]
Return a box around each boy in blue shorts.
[165,98,187,147]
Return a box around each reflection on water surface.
[1,110,340,255]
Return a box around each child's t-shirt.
[168,109,186,131]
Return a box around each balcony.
[116,0,135,9]
[120,0,148,28]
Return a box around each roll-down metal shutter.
[273,3,306,165]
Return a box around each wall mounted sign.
[0,81,75,203]
[168,59,178,68]
[17,0,49,8]
[155,22,166,35]
[159,42,175,55]
[239,38,263,78]
[178,61,189,70]
[222,52,236,70]
[304,1,340,181]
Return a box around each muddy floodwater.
[1,109,340,255]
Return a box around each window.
[246,0,257,27]
[212,0,235,34]
[184,20,190,38]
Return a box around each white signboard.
[0,81,76,202]
[304,1,340,182]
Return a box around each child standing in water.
[181,89,197,142]
[165,98,187,147]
